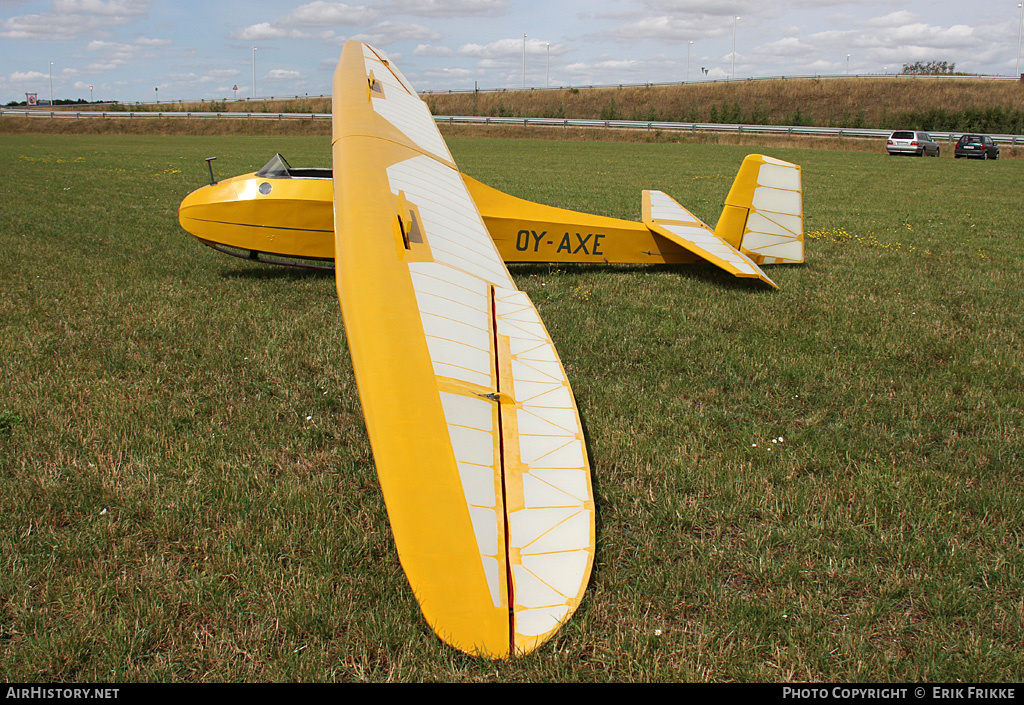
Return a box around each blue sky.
[3,0,1023,104]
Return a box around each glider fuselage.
[179,149,803,290]
[178,163,701,266]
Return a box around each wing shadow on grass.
[507,261,806,292]
[219,266,334,282]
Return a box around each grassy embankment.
[1,134,1022,681]
[6,77,1023,155]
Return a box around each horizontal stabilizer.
[642,190,778,289]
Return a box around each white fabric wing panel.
[742,156,804,264]
[364,45,453,165]
[389,157,514,289]
[393,156,590,637]
[494,287,590,638]
[646,190,772,282]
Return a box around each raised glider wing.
[179,150,804,290]
[331,41,594,659]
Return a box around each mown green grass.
[1,135,1022,682]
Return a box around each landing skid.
[198,240,335,271]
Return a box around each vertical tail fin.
[715,155,804,265]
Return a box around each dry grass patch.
[426,77,1024,129]
[0,115,331,137]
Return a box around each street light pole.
[732,17,740,80]
[252,46,258,99]
[1017,2,1023,78]
[523,34,527,89]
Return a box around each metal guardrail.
[2,107,1021,145]
[0,109,329,120]
[434,115,1024,145]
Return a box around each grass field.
[1,134,1022,682]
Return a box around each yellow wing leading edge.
[332,41,594,659]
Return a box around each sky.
[3,0,1023,105]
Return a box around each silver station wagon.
[886,130,941,157]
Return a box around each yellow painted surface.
[178,162,801,273]
[178,173,334,258]
[332,46,510,658]
[716,154,805,265]
[332,41,594,658]
[463,175,700,265]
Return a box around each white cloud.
[604,15,710,42]
[9,71,50,83]
[426,67,473,77]
[235,23,310,41]
[267,69,303,80]
[380,0,508,17]
[85,60,127,71]
[206,69,241,79]
[233,2,374,42]
[867,11,919,28]
[563,58,643,74]
[51,0,149,16]
[1,0,147,40]
[873,23,976,51]
[351,21,441,46]
[414,44,454,57]
[458,37,567,59]
[638,0,744,16]
[1,13,128,40]
[742,10,985,78]
[87,40,134,52]
[278,1,376,27]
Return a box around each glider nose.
[178,180,237,243]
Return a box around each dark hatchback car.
[955,134,1000,160]
[886,130,941,157]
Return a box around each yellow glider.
[332,41,594,658]
[175,42,808,658]
[179,151,804,288]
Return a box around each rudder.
[714,155,804,265]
